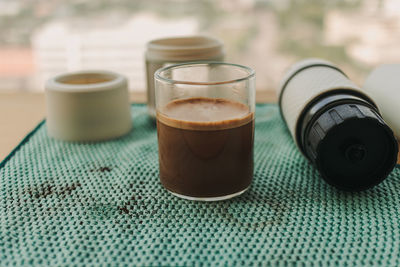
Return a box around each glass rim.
[154,61,255,85]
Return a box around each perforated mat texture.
[1,104,400,266]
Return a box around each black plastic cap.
[304,103,398,191]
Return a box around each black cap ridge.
[303,102,398,191]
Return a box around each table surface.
[1,91,399,164]
[0,91,277,161]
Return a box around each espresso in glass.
[157,97,254,199]
[155,62,255,201]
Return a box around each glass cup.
[155,62,255,201]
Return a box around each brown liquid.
[157,97,254,198]
[58,74,113,85]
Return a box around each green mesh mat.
[1,104,400,266]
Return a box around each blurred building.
[1,0,400,92]
[324,0,400,66]
[0,48,34,91]
[31,13,198,91]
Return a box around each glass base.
[168,187,249,202]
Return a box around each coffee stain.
[27,183,54,199]
[26,182,82,200]
[118,206,130,215]
[116,194,162,224]
[264,198,288,226]
[100,167,112,172]
[90,166,112,173]
[218,190,290,229]
[117,193,138,216]
[58,182,82,199]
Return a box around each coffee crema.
[157,97,254,199]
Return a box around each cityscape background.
[0,0,399,92]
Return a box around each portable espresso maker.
[364,64,400,139]
[279,58,398,191]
